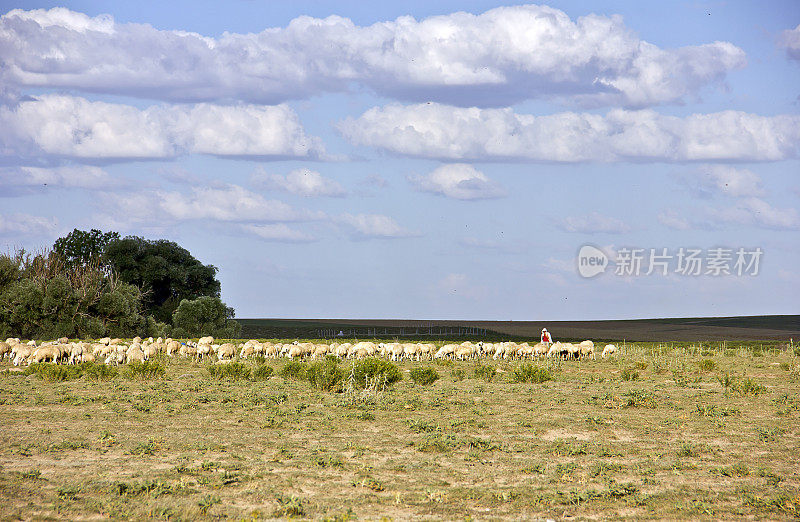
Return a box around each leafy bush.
[23,363,83,382]
[451,368,465,381]
[735,377,767,396]
[349,358,402,388]
[410,367,439,386]
[621,368,639,381]
[251,364,273,381]
[124,361,165,380]
[512,363,552,384]
[207,362,250,381]
[307,357,344,391]
[473,363,497,382]
[698,359,717,371]
[279,361,307,380]
[83,362,118,381]
[623,390,658,409]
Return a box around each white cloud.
[0,212,57,236]
[241,224,317,243]
[0,165,119,195]
[678,165,766,198]
[706,197,800,230]
[409,164,505,200]
[0,6,745,108]
[658,209,692,230]
[337,213,418,239]
[340,103,800,162]
[99,184,325,226]
[252,167,346,197]
[558,211,632,234]
[0,94,325,161]
[779,24,800,62]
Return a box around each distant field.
[239,315,800,342]
[1,341,798,520]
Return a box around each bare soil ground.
[1,341,798,520]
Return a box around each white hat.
[542,328,547,332]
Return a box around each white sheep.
[578,340,595,360]
[602,344,617,358]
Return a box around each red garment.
[541,331,552,343]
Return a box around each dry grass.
[0,341,798,520]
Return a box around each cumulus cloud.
[678,165,766,198]
[409,164,505,200]
[779,24,800,62]
[340,103,800,162]
[337,213,418,239]
[558,211,632,234]
[252,167,346,197]
[0,165,120,195]
[0,6,745,108]
[99,184,325,226]
[0,94,325,161]
[240,224,317,243]
[0,212,58,236]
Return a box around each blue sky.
[0,1,798,320]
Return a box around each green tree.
[52,229,120,269]
[104,236,221,323]
[171,296,240,338]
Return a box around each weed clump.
[251,364,274,381]
[473,363,498,382]
[279,361,308,380]
[84,362,117,381]
[306,357,344,391]
[621,367,640,381]
[451,368,466,381]
[124,361,165,380]
[24,363,82,382]
[349,358,402,388]
[512,363,552,384]
[698,359,717,371]
[410,367,439,386]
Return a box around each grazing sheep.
[217,343,236,361]
[602,344,617,358]
[533,342,549,357]
[165,340,179,356]
[578,340,595,360]
[198,336,214,346]
[32,345,61,364]
[126,345,145,363]
[0,341,10,359]
[13,345,33,366]
[434,344,458,359]
[143,343,158,360]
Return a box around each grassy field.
[1,341,799,520]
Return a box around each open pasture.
[0,340,798,520]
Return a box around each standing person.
[541,328,553,345]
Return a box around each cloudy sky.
[1,1,798,320]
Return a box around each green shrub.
[734,378,767,396]
[251,364,273,381]
[512,363,551,384]
[279,361,307,380]
[623,390,658,409]
[123,361,165,380]
[410,367,440,386]
[307,357,344,391]
[349,358,402,388]
[621,368,640,381]
[83,362,118,381]
[698,359,717,371]
[23,363,83,382]
[451,368,466,381]
[473,363,497,382]
[207,362,250,381]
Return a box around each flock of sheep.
[1,336,618,367]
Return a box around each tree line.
[0,229,241,340]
